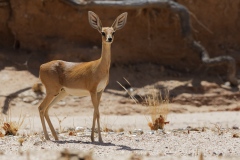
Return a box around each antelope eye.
[101,32,106,36]
[112,32,115,36]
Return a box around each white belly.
[64,87,90,97]
[97,77,108,92]
[63,78,108,96]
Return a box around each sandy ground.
[0,112,240,160]
[0,66,239,160]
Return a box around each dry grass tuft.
[117,127,124,132]
[0,109,25,136]
[145,88,169,130]
[0,131,4,137]
[59,149,93,160]
[2,122,19,135]
[54,114,67,133]
[32,83,43,94]
[68,131,77,136]
[18,137,25,146]
[129,153,143,160]
[117,79,170,130]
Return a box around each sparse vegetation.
[0,109,25,136]
[145,88,169,130]
[54,114,67,133]
[32,83,43,94]
[117,79,169,130]
[18,137,25,146]
[59,149,93,160]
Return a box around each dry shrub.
[129,153,143,160]
[60,149,93,160]
[0,131,4,137]
[68,131,77,136]
[2,122,19,135]
[32,82,43,94]
[0,109,25,136]
[18,137,25,146]
[103,127,113,132]
[146,88,169,130]
[54,114,67,133]
[117,79,169,130]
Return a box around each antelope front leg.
[96,91,103,142]
[90,91,103,143]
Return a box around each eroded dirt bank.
[0,0,240,71]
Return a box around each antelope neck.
[99,42,111,69]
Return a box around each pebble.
[232,125,239,130]
[132,129,143,135]
[31,100,39,105]
[0,141,5,145]
[117,132,124,135]
[57,101,66,106]
[33,141,42,146]
[23,97,35,103]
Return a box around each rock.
[57,101,66,106]
[232,125,239,130]
[148,131,154,135]
[33,141,42,146]
[31,100,39,105]
[132,129,143,135]
[22,97,35,103]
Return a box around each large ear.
[111,12,128,31]
[88,11,102,32]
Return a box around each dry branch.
[61,0,238,86]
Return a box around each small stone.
[117,132,124,135]
[135,138,139,142]
[133,129,143,135]
[57,101,66,106]
[233,133,240,138]
[23,97,35,103]
[33,141,42,146]
[31,100,39,105]
[232,125,239,130]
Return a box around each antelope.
[38,11,127,143]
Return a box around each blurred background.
[0,0,239,116]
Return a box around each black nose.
[108,38,112,42]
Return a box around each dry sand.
[0,66,239,160]
[0,112,239,160]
